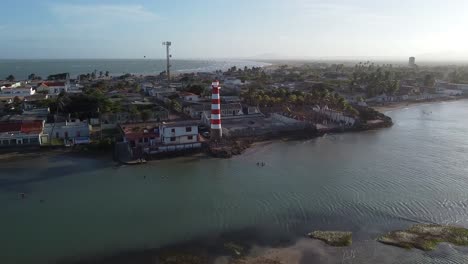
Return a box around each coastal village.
[0,57,467,163]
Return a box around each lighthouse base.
[211,128,223,141]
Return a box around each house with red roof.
[0,120,44,147]
[36,81,69,95]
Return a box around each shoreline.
[56,215,462,264]
[371,96,467,113]
[0,59,273,80]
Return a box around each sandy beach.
[371,97,467,113]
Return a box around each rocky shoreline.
[56,222,468,264]
[378,224,468,251]
[208,106,393,159]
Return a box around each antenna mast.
[162,41,172,87]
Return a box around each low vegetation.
[308,231,352,247]
[378,224,468,251]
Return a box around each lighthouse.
[211,81,222,140]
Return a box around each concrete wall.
[271,113,303,124]
[146,142,202,154]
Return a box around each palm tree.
[6,74,15,82]
[49,92,70,145]
[140,110,151,122]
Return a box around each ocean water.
[0,59,270,80]
[1,100,468,263]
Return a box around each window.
[188,135,193,140]
[30,138,39,143]
[56,132,59,138]
[64,132,69,139]
[170,137,176,142]
[2,140,8,145]
[186,127,192,132]
[171,128,175,133]
[23,138,29,144]
[76,131,81,137]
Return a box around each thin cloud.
[290,0,395,22]
[50,4,160,24]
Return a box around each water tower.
[409,57,416,67]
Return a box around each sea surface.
[0,59,271,80]
[1,100,468,263]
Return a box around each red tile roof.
[0,121,43,134]
[41,82,65,87]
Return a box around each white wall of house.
[0,87,35,97]
[438,89,463,96]
[43,121,91,144]
[453,84,468,91]
[161,125,199,145]
[37,83,69,95]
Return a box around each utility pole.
[162,41,172,88]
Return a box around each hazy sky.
[1,0,468,60]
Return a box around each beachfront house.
[42,120,91,145]
[119,122,161,148]
[0,120,44,147]
[118,121,202,155]
[160,121,200,145]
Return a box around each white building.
[160,121,199,145]
[0,85,36,98]
[438,89,463,96]
[42,120,91,145]
[451,83,468,92]
[36,81,69,95]
[179,92,200,102]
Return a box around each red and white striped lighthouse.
[211,81,222,139]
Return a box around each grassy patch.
[378,224,468,251]
[308,231,352,247]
